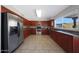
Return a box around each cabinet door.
[42,29,48,35]
[31,29,36,34]
[54,32,73,53]
[63,34,73,53]
[73,37,79,53]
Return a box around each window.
[62,18,73,29]
[55,17,63,28]
[55,17,79,29]
[76,18,79,29]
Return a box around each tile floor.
[15,35,65,53]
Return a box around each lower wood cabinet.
[42,29,49,35]
[73,37,79,53]
[31,29,36,34]
[23,29,31,39]
[50,30,79,53]
[31,29,49,35]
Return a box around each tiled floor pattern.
[15,35,65,53]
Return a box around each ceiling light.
[36,9,42,18]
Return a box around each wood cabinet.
[42,29,49,35]
[31,28,36,34]
[23,28,31,39]
[50,30,79,53]
[30,29,49,35]
[1,6,7,13]
[73,37,79,53]
[50,30,73,53]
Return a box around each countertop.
[56,30,79,38]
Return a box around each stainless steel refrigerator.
[1,13,23,53]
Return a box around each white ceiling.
[4,5,69,21]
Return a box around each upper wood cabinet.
[1,6,8,13]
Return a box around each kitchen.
[0,5,79,53]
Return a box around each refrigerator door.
[1,13,8,53]
[1,13,23,53]
[8,13,19,52]
[17,22,23,45]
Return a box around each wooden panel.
[23,19,31,26]
[41,21,48,26]
[23,20,32,38]
[60,34,73,53]
[29,20,54,26]
[48,19,54,27]
[30,21,37,26]
[31,28,36,34]
[28,21,53,35]
[42,29,49,35]
[23,19,32,38]
[1,6,7,13]
[23,20,54,36]
[73,37,79,53]
[23,29,31,39]
[50,30,73,53]
[23,20,50,38]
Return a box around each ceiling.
[4,5,69,21]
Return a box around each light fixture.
[36,9,42,18]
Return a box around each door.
[8,13,18,52]
[17,22,23,45]
[1,13,8,53]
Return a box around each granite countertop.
[54,30,79,38]
[54,28,79,32]
[52,28,79,38]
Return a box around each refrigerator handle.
[18,22,20,37]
